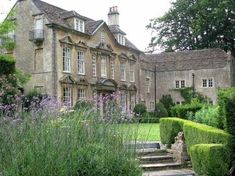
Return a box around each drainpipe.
[154,65,157,111]
[192,73,195,98]
[52,27,57,98]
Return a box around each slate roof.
[32,0,140,52]
[143,49,229,71]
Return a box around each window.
[175,80,186,88]
[175,80,180,88]
[202,79,207,87]
[181,80,185,88]
[78,89,86,100]
[146,77,151,93]
[150,102,155,111]
[101,56,107,78]
[74,18,84,32]
[78,51,85,74]
[34,49,43,71]
[63,47,71,72]
[117,34,125,45]
[110,59,115,79]
[92,55,96,77]
[208,78,213,87]
[202,78,213,88]
[63,87,71,106]
[129,62,135,82]
[34,17,43,38]
[120,63,126,81]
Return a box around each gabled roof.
[31,0,140,52]
[144,48,230,71]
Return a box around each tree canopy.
[147,0,235,55]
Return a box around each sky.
[0,0,172,52]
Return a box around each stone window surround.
[175,80,186,89]
[63,47,71,73]
[78,50,85,75]
[74,18,85,33]
[202,78,214,88]
[92,54,97,77]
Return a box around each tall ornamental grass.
[0,107,142,176]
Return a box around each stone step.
[139,155,174,164]
[137,148,168,156]
[125,141,161,149]
[143,168,195,176]
[140,162,183,171]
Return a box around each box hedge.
[190,144,230,176]
[159,118,187,146]
[160,117,234,175]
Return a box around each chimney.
[108,6,119,26]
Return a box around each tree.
[147,0,235,56]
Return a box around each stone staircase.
[135,142,195,176]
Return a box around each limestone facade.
[7,0,235,112]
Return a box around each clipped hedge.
[183,121,232,152]
[190,144,230,176]
[160,117,233,175]
[0,54,15,75]
[159,118,187,146]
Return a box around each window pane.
[202,79,207,87]
[63,87,71,106]
[175,80,180,88]
[101,56,107,78]
[78,51,85,74]
[120,63,126,81]
[110,59,114,79]
[63,48,71,72]
[208,79,213,87]
[92,55,96,77]
[181,80,185,88]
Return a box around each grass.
[118,123,160,141]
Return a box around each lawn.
[117,123,160,141]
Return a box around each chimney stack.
[108,6,119,26]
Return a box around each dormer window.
[117,34,125,45]
[74,18,84,32]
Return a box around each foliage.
[0,54,15,75]
[155,102,168,117]
[159,95,174,116]
[74,100,94,111]
[190,144,230,176]
[23,89,46,111]
[146,0,235,56]
[133,103,147,116]
[183,120,232,152]
[175,87,209,104]
[159,117,187,146]
[194,105,220,128]
[171,100,203,119]
[160,117,233,174]
[0,110,142,176]
[139,112,160,123]
[218,87,235,134]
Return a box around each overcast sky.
[0,0,172,52]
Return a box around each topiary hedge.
[183,121,232,152]
[159,118,187,146]
[160,117,234,175]
[190,144,230,176]
[0,54,15,75]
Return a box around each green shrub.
[133,103,147,116]
[140,112,160,123]
[183,121,232,152]
[190,144,230,176]
[0,54,15,75]
[74,100,94,111]
[171,101,203,119]
[159,95,174,116]
[159,118,187,146]
[194,105,220,128]
[155,102,168,117]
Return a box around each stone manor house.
[4,0,235,112]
